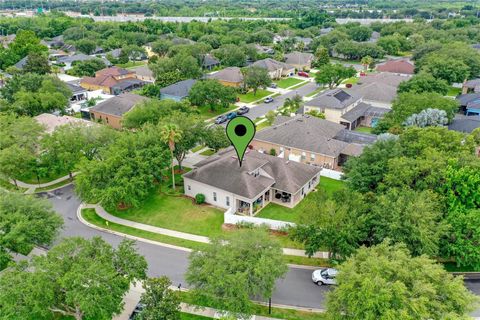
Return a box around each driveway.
[40,185,480,315]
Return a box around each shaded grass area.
[0,179,27,192]
[199,149,215,156]
[238,89,273,103]
[274,77,304,89]
[181,313,212,320]
[16,170,68,184]
[256,177,346,223]
[180,292,327,320]
[35,179,73,193]
[196,104,237,121]
[355,126,373,134]
[190,144,205,153]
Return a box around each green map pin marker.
[226,116,256,167]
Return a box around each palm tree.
[160,124,182,191]
[360,55,374,72]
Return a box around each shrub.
[195,193,206,204]
[269,148,277,156]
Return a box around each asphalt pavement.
[41,181,480,315]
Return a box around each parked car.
[226,111,237,120]
[298,71,309,77]
[215,115,228,124]
[269,83,277,88]
[129,303,145,319]
[237,106,249,115]
[264,97,274,103]
[312,268,338,286]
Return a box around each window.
[213,192,217,201]
[226,196,230,206]
[106,117,109,123]
[310,154,315,161]
[301,152,306,160]
[187,185,191,191]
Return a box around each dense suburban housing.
[376,58,415,75]
[303,89,390,130]
[284,51,314,70]
[160,79,197,101]
[89,92,148,129]
[207,67,244,87]
[183,148,322,215]
[251,115,377,170]
[252,58,294,79]
[80,66,146,95]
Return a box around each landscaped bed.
[274,77,304,89]
[238,89,273,103]
[256,177,346,223]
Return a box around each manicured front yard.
[256,177,345,223]
[199,148,215,156]
[196,104,237,120]
[238,89,273,103]
[342,77,359,85]
[274,77,304,89]
[305,86,325,98]
[110,190,225,237]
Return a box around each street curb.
[77,204,192,253]
[287,264,320,270]
[34,182,73,194]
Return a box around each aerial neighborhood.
[0,1,480,320]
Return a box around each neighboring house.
[348,72,410,108]
[376,59,415,75]
[320,27,333,35]
[303,88,390,129]
[251,115,377,170]
[284,51,314,71]
[13,56,28,70]
[92,46,105,55]
[368,31,381,43]
[57,53,111,70]
[449,114,480,133]
[294,37,313,50]
[48,49,69,60]
[89,92,148,129]
[160,79,197,101]
[254,44,275,55]
[67,82,88,102]
[252,58,294,79]
[106,48,147,61]
[457,93,480,115]
[202,54,220,70]
[80,66,146,95]
[183,148,322,215]
[207,67,244,87]
[130,65,155,82]
[41,35,64,48]
[34,113,93,134]
[462,78,480,94]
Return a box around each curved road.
[42,185,480,315]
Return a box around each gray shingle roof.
[347,82,398,104]
[457,93,480,106]
[130,65,153,78]
[284,51,314,66]
[448,115,480,133]
[254,115,376,157]
[252,58,287,72]
[90,93,148,117]
[184,148,321,199]
[208,67,244,83]
[307,89,361,110]
[160,79,197,98]
[202,54,220,68]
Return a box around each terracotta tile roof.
[376,59,415,74]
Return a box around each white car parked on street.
[312,268,338,286]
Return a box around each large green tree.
[138,277,181,320]
[189,79,237,111]
[0,237,147,320]
[69,58,107,77]
[23,53,51,75]
[186,229,287,317]
[398,72,450,95]
[203,126,230,152]
[0,191,63,270]
[326,241,477,319]
[242,66,272,96]
[315,63,356,89]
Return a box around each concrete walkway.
[82,204,329,259]
[115,283,286,320]
[10,172,77,194]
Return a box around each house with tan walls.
[89,93,148,129]
[81,66,146,95]
[251,115,377,170]
[207,67,244,88]
[252,58,295,79]
[183,148,321,216]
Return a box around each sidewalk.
[10,172,77,194]
[114,283,301,320]
[81,203,330,259]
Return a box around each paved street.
[42,185,480,315]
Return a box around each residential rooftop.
[90,92,148,117]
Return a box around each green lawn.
[447,87,462,97]
[306,87,325,98]
[16,170,68,184]
[0,179,27,193]
[238,89,273,103]
[119,61,147,68]
[199,149,215,156]
[35,179,73,193]
[256,177,345,223]
[342,77,359,85]
[181,313,212,320]
[355,126,373,134]
[289,81,309,90]
[190,144,205,153]
[196,104,237,121]
[110,189,225,237]
[274,77,304,89]
[254,120,271,131]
